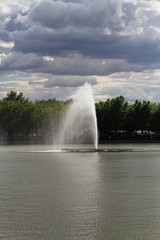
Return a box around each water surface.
[0,144,160,239]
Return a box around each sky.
[1,0,160,102]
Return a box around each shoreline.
[0,139,160,145]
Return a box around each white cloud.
[0,40,14,49]
[94,70,160,102]
[0,5,11,15]
[43,56,54,62]
[0,53,7,64]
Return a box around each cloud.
[44,76,97,88]
[7,0,160,69]
[0,52,44,71]
[0,40,14,48]
[1,69,160,103]
[0,0,160,102]
[29,75,97,88]
[29,0,122,29]
[0,50,159,78]
[94,70,160,102]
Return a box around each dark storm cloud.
[29,75,97,88]
[5,14,28,32]
[41,55,138,76]
[0,52,44,71]
[11,24,160,66]
[0,51,156,78]
[0,30,9,42]
[29,0,121,29]
[14,35,160,67]
[43,76,97,88]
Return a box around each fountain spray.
[59,82,98,150]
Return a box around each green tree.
[150,104,160,133]
[109,96,128,131]
[0,92,33,141]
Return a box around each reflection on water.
[0,144,160,239]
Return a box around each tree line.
[96,96,160,141]
[0,91,66,143]
[0,91,160,143]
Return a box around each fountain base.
[62,148,133,152]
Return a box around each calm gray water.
[0,144,160,239]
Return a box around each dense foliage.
[0,91,160,143]
[0,91,66,143]
[96,96,160,141]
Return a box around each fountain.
[59,82,98,151]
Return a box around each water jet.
[59,83,98,150]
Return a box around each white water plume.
[59,82,98,149]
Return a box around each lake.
[0,144,160,239]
